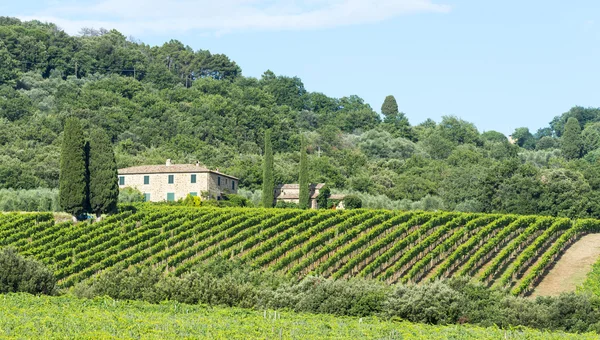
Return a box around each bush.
[0,188,59,212]
[342,195,362,209]
[182,194,202,207]
[225,194,249,207]
[118,187,145,203]
[0,247,56,295]
[275,201,299,209]
[72,258,600,334]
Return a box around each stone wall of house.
[119,172,238,202]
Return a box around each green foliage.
[2,17,600,219]
[0,247,56,295]
[298,137,310,209]
[0,189,59,211]
[225,194,249,207]
[182,194,202,207]
[316,186,330,209]
[343,195,362,209]
[59,118,88,217]
[562,117,583,160]
[261,130,274,208]
[511,127,536,149]
[3,294,592,339]
[380,95,399,118]
[88,129,118,217]
[118,187,144,203]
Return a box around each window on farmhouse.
[232,181,235,190]
[167,193,175,201]
[168,175,174,184]
[144,176,149,185]
[144,193,150,202]
[218,176,221,186]
[191,174,196,183]
[119,176,125,186]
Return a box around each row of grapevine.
[0,206,598,295]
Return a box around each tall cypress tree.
[381,95,399,118]
[59,118,88,218]
[562,117,583,160]
[299,136,310,209]
[261,129,274,208]
[88,129,119,218]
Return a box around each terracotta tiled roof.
[277,183,326,189]
[118,164,238,179]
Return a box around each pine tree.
[59,118,88,218]
[88,129,119,218]
[381,95,399,118]
[261,129,274,208]
[562,117,583,160]
[299,136,310,209]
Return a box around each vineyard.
[2,206,600,295]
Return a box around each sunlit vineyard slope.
[1,206,599,296]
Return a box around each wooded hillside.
[2,17,600,217]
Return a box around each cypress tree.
[381,95,399,118]
[88,129,119,218]
[562,117,583,160]
[261,129,274,208]
[59,118,88,218]
[299,136,310,209]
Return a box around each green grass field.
[0,293,596,339]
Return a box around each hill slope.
[2,206,600,295]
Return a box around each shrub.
[275,201,299,209]
[225,194,249,207]
[0,247,56,295]
[118,187,145,203]
[343,195,362,209]
[0,188,59,212]
[182,194,202,207]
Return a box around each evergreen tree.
[261,129,274,208]
[88,129,119,218]
[299,136,310,209]
[59,118,88,218]
[562,117,583,160]
[381,95,399,118]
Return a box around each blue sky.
[4,0,600,135]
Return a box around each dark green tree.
[261,129,274,208]
[299,136,310,209]
[562,117,583,160]
[316,185,330,209]
[88,128,119,218]
[381,95,399,118]
[59,118,88,218]
[511,127,535,150]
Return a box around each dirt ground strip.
[531,233,600,297]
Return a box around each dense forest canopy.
[2,17,600,217]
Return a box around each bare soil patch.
[531,233,600,297]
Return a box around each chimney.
[196,161,200,167]
[166,159,172,166]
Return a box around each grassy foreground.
[0,294,595,339]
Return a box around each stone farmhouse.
[274,183,344,209]
[118,160,238,202]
